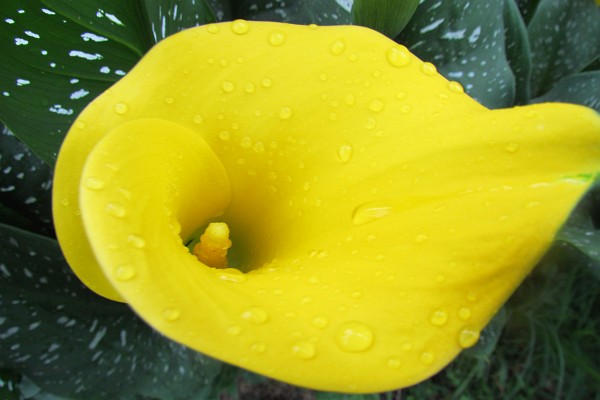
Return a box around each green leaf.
[139,0,216,42]
[527,0,600,97]
[529,71,600,112]
[0,125,54,236]
[0,369,21,400]
[555,187,600,279]
[0,223,222,400]
[316,392,380,400]
[351,0,419,38]
[515,0,542,24]
[503,0,532,104]
[0,0,143,165]
[397,0,516,109]
[234,0,352,25]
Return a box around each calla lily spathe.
[53,21,600,393]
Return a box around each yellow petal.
[53,21,600,392]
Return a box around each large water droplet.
[337,143,353,163]
[386,45,411,67]
[231,19,250,35]
[105,202,126,218]
[458,327,480,348]
[241,306,268,324]
[279,107,292,120]
[85,177,105,190]
[458,307,472,321]
[420,62,437,76]
[206,24,219,34]
[335,321,374,352]
[352,203,393,226]
[217,268,247,283]
[268,30,286,46]
[250,342,267,354]
[420,351,435,365]
[311,316,329,329]
[429,310,448,326]
[114,264,135,281]
[127,234,146,248]
[163,308,180,322]
[114,102,128,115]
[222,81,235,93]
[369,99,385,112]
[448,81,464,93]
[261,78,273,88]
[291,340,316,360]
[330,39,345,55]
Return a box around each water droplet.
[105,203,126,218]
[387,45,411,67]
[60,198,70,207]
[401,342,413,352]
[420,62,437,76]
[430,310,448,326]
[330,39,345,55]
[127,234,146,248]
[222,81,235,93]
[163,308,180,322]
[467,292,478,302]
[192,114,204,124]
[435,274,446,283]
[337,143,353,163]
[414,234,429,244]
[396,91,407,100]
[279,107,292,120]
[344,93,356,106]
[400,104,411,114]
[352,203,393,226]
[85,177,105,190]
[268,30,286,46]
[319,73,328,81]
[226,325,242,336]
[420,351,435,365]
[312,316,329,329]
[369,99,385,112]
[218,130,230,140]
[458,307,471,321]
[261,78,273,88]
[114,265,135,281]
[165,97,175,104]
[206,24,219,34]
[114,102,128,115]
[301,296,313,305]
[351,290,363,299]
[458,327,480,348]
[217,268,247,283]
[308,24,318,30]
[75,121,86,129]
[240,306,268,324]
[240,136,252,148]
[387,358,401,369]
[505,142,519,153]
[448,81,464,93]
[245,83,256,93]
[250,342,267,354]
[335,321,374,352]
[364,117,377,130]
[291,340,316,359]
[253,141,265,153]
[231,19,249,35]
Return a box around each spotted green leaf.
[530,71,600,112]
[0,125,54,236]
[139,0,216,41]
[0,223,223,400]
[397,0,516,109]
[503,0,532,104]
[527,0,600,97]
[234,0,352,25]
[351,0,419,38]
[0,369,20,400]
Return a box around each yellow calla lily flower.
[52,21,600,393]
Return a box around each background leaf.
[0,125,54,237]
[351,0,419,39]
[529,70,600,112]
[527,0,600,97]
[233,0,352,25]
[0,223,223,400]
[397,0,516,108]
[503,0,532,104]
